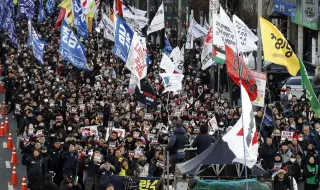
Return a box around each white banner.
[281,131,294,141]
[186,18,207,49]
[212,7,236,51]
[160,73,184,93]
[201,26,213,70]
[160,53,175,74]
[173,45,184,74]
[126,32,148,80]
[251,71,267,107]
[96,13,115,42]
[169,46,180,63]
[80,125,98,137]
[147,2,165,34]
[232,15,258,52]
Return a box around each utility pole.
[147,0,150,19]
[256,0,263,71]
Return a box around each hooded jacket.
[166,126,189,155]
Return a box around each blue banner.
[273,0,296,17]
[163,34,172,56]
[0,4,18,48]
[58,21,88,70]
[73,0,88,40]
[112,176,160,190]
[27,20,46,64]
[46,0,55,16]
[38,0,46,23]
[19,0,35,18]
[113,17,134,63]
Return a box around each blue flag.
[58,21,88,70]
[27,20,46,64]
[1,4,18,48]
[38,0,46,22]
[19,0,35,18]
[262,106,273,126]
[163,34,172,56]
[46,0,55,16]
[113,17,134,63]
[73,0,88,40]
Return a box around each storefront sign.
[273,0,296,16]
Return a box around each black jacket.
[84,157,102,177]
[166,127,189,155]
[40,181,59,190]
[273,175,294,190]
[22,155,47,184]
[61,151,79,175]
[259,143,278,169]
[99,168,113,187]
[191,133,215,154]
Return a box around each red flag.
[116,0,123,17]
[225,45,257,101]
[55,8,66,29]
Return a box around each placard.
[80,125,98,137]
[105,127,126,140]
[251,71,267,107]
[281,131,294,141]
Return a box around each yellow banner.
[259,17,300,76]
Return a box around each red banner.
[225,45,257,101]
[55,8,66,29]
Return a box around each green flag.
[299,59,320,116]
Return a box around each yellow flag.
[13,0,18,5]
[59,0,74,25]
[259,17,300,76]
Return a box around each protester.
[302,156,319,190]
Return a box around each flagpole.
[233,13,249,190]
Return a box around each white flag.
[96,13,115,42]
[232,15,258,52]
[122,5,149,29]
[147,3,165,34]
[201,26,213,70]
[186,18,207,49]
[222,85,259,169]
[126,32,148,81]
[169,46,180,63]
[160,73,184,93]
[173,45,184,74]
[160,53,175,74]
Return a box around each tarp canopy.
[176,138,268,176]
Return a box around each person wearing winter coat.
[99,162,114,190]
[84,148,103,190]
[39,174,59,190]
[61,143,79,177]
[119,159,132,176]
[273,169,298,190]
[49,139,63,186]
[302,156,320,190]
[278,142,293,164]
[166,122,189,172]
[259,137,278,170]
[303,142,319,168]
[22,149,47,190]
[191,123,215,155]
[268,153,286,175]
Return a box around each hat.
[66,174,73,180]
[273,169,286,177]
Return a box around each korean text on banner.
[281,131,294,141]
[80,125,98,136]
[113,17,134,63]
[251,71,267,107]
[259,17,300,76]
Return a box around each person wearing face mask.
[302,156,320,190]
[303,143,319,168]
[273,169,298,190]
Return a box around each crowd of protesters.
[2,2,320,190]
